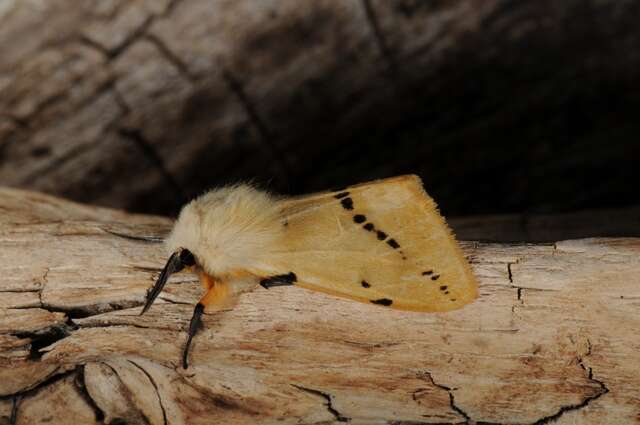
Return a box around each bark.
[1,188,639,424]
[1,0,639,216]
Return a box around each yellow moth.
[140,175,478,368]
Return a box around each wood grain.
[1,187,639,424]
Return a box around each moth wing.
[253,175,478,312]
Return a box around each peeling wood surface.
[1,188,639,424]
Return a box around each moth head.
[140,247,197,315]
[162,190,225,276]
[178,248,197,268]
[163,184,283,277]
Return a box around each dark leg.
[183,303,204,369]
[182,278,231,369]
[259,272,297,289]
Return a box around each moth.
[140,175,478,368]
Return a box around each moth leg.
[182,277,230,369]
[259,272,297,289]
[183,303,204,369]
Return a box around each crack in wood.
[127,265,164,274]
[103,228,164,244]
[585,338,592,357]
[110,16,156,60]
[80,77,120,114]
[0,367,66,406]
[36,268,48,311]
[530,359,609,425]
[117,127,187,205]
[10,324,74,360]
[101,361,154,425]
[143,33,196,83]
[74,322,158,332]
[157,296,192,306]
[361,0,398,76]
[221,69,292,184]
[75,365,107,424]
[78,0,184,63]
[0,289,40,294]
[76,34,111,58]
[9,395,18,425]
[419,372,471,424]
[174,374,256,414]
[26,92,70,122]
[507,260,527,311]
[128,360,168,425]
[20,299,144,320]
[112,86,131,115]
[507,262,514,284]
[417,351,611,425]
[291,384,350,422]
[4,298,163,360]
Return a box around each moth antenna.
[140,251,184,315]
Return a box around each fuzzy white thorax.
[165,184,284,277]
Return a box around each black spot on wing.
[422,270,442,282]
[361,280,371,288]
[336,200,401,257]
[334,191,350,199]
[386,238,400,249]
[371,298,393,306]
[341,197,354,210]
[440,285,448,291]
[353,214,366,224]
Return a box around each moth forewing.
[260,175,478,312]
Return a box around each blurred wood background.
[0,0,639,220]
[1,187,640,424]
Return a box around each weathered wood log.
[1,1,639,216]
[1,188,639,424]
